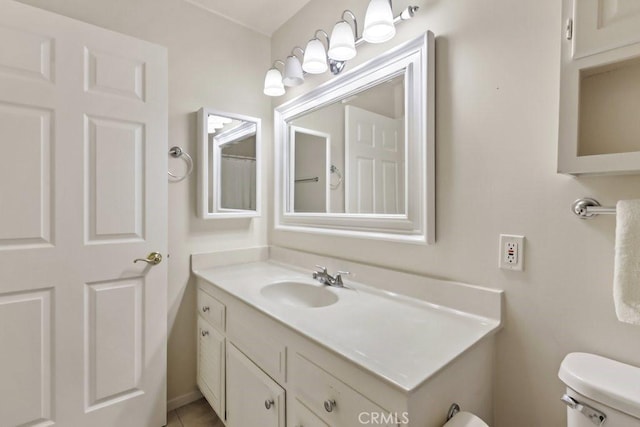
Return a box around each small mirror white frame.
[274,32,435,243]
[197,108,261,219]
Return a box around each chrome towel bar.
[572,198,616,219]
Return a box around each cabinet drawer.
[227,303,286,383]
[197,288,225,332]
[291,398,328,427]
[292,353,395,427]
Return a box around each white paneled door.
[345,105,404,214]
[0,2,168,427]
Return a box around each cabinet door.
[227,343,285,427]
[197,317,225,418]
[572,0,640,58]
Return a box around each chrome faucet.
[312,265,350,288]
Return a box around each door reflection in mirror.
[291,126,330,213]
[288,74,405,214]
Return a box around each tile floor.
[167,398,223,427]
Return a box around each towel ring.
[168,146,193,182]
[330,164,343,190]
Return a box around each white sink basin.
[260,281,339,308]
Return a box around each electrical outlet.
[499,234,524,271]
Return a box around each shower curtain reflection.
[220,155,256,210]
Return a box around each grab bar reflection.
[295,177,319,183]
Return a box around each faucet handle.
[314,265,327,273]
[312,265,327,280]
[335,271,351,287]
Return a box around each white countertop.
[193,261,500,393]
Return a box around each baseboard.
[167,389,203,412]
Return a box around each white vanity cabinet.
[559,0,640,174]
[226,343,286,427]
[196,278,404,427]
[196,289,226,419]
[193,258,500,427]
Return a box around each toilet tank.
[559,353,640,427]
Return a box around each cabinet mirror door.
[197,108,261,218]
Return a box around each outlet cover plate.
[499,234,524,271]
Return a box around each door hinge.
[566,19,573,40]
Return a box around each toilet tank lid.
[559,352,640,419]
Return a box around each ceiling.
[183,0,313,36]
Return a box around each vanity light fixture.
[283,47,305,87]
[302,30,330,74]
[363,0,395,43]
[263,60,286,96]
[328,10,358,61]
[263,2,419,97]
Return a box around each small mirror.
[197,108,261,218]
[275,33,434,243]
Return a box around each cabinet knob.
[324,399,336,412]
[265,399,275,410]
[202,306,210,312]
[201,330,209,337]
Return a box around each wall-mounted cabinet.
[558,0,640,175]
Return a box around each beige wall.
[271,0,640,425]
[17,0,271,403]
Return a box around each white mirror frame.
[197,107,262,219]
[275,32,435,244]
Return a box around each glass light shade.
[283,55,304,87]
[363,0,396,43]
[328,21,356,61]
[263,68,285,96]
[302,39,328,74]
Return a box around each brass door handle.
[134,252,162,265]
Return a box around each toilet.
[559,352,640,426]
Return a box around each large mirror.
[275,32,434,243]
[197,108,261,218]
